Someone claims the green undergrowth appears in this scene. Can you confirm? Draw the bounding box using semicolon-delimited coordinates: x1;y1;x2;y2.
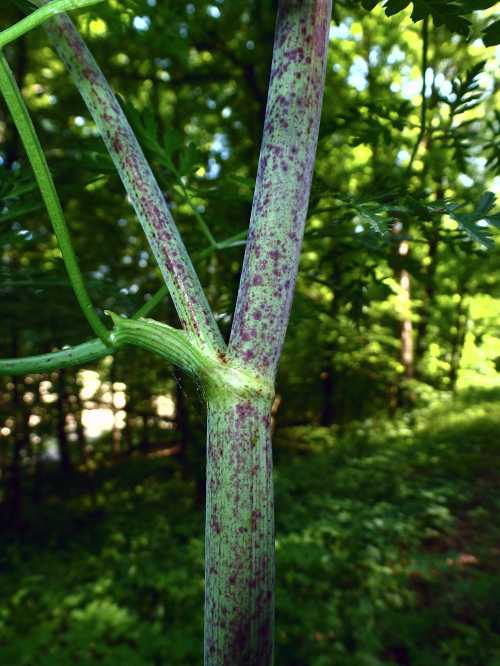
1;388;499;665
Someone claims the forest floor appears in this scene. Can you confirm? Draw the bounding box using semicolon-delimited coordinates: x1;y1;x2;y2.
0;387;499;666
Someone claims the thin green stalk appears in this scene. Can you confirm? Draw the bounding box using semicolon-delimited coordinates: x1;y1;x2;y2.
132;284;168;319
0;52;110;344
0;0;104;49
174;181;218;248
0;283;166;376
0;338;111;376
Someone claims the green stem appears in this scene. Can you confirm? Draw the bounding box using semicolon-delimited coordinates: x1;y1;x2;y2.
108;314;273;402
175;181;218;248
0;0;103;49
0;339;110;376
0;283;166;376
0;52;110;344
106;313;210;378
132;284;168;319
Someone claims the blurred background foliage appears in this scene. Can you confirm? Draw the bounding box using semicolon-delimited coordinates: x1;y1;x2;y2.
0;0;499;664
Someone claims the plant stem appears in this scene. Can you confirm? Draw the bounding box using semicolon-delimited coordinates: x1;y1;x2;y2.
132;284;168;319
36;4;225;354
0;284;167;376
0;338;110;376
229;0;333;381
204;393;274;665
174;181;218;249
0;52;110;344
0;0;103;49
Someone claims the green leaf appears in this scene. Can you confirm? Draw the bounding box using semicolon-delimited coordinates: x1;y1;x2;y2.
445;193;499;249
0;201;43;225
410;1;428;22
442;14;471;37
163;130;183;172
384;0;411;17
483;18;500;47
179;142;203;178
475;192;496;217
10;0;37;12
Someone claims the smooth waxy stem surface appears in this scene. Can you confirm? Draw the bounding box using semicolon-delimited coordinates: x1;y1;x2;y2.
230;0;332;382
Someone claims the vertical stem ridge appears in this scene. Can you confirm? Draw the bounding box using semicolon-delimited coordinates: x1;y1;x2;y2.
229;0;332;380
39;7;224;353
205;395;274;665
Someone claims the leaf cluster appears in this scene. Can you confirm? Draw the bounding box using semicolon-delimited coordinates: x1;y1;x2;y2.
359;0;499;42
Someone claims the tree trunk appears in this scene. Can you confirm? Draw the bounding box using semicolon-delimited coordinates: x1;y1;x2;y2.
395;224;414;381
392;221;415;407
415;228;439;374
400;267;414;380
110;356;122;456
449;293;468;391
204;394;274;665
56;368;72;476
320;366;335;426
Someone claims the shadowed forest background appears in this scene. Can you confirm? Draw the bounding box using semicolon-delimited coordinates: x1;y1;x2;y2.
1;1;499;664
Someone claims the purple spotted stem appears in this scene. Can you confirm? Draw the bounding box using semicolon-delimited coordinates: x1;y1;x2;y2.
230;0;332;382
37;4;225;355
205;2;332;663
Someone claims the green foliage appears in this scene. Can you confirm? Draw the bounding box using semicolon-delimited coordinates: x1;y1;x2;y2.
482;18;500;47
445;192;500;250
359;0;499;42
0;167;42;226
